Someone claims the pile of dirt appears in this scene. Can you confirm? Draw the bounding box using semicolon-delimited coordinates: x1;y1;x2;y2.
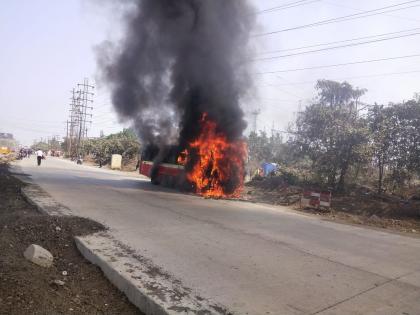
243;176;420;235
243;177;301;205
324;186;420;233
0;163;142;315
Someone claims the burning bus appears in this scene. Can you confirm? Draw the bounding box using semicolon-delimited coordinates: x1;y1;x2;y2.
98;1;255;199
139;144;185;187
139;113;247;198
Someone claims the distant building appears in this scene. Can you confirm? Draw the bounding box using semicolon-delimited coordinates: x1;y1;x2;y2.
0;133;17;150
0;133;14;140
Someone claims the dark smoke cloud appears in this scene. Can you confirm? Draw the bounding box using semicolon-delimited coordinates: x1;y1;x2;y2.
97;0;256;148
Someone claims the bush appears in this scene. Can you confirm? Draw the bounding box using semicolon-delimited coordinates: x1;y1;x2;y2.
82;129;140;166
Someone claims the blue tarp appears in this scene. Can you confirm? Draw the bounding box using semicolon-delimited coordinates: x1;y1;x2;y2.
261;162;277;176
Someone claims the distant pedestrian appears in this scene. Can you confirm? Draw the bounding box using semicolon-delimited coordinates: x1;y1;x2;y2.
36;149;44;166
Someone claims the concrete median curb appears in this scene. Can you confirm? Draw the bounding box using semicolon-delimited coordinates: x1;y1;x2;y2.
20;185;72;216
11;164;72;216
75;232;230;315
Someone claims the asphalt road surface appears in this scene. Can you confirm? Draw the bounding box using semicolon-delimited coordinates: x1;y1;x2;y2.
15;157;420;315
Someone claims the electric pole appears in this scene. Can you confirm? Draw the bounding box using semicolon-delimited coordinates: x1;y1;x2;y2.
250;109;261;134
66;78;94;159
75;78;94;157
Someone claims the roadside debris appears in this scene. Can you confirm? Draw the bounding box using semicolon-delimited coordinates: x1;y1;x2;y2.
23;244;53;268
52;280;65;286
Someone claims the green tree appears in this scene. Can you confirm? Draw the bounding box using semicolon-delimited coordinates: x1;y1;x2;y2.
82;128;141;166
385;101;420;190
31;141;49;152
368;104;392;193
291;80;369;191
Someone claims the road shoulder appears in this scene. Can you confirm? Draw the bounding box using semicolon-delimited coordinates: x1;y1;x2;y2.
10;162;231;315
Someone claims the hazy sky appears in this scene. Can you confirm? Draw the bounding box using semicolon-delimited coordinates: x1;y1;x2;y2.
1;0;420;145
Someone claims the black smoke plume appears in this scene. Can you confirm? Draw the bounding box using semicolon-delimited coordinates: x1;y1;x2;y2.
97;0;256;152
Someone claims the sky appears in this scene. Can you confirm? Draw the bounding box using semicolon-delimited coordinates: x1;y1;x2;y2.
1;0;420;145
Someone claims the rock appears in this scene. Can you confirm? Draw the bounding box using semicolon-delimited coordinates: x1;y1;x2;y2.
23;244;53;268
55;226;61;232
62;271;68;276
412;229;417;233
369;214;380;222
53;280;65;286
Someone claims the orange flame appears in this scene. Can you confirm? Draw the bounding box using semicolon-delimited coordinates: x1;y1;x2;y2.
180;113;247;198
177;149;188;165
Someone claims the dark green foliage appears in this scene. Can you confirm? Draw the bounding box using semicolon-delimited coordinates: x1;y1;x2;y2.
82;129;140;165
248;130;285;163
369;101;420;193
290;80;369;191
31;138;61;152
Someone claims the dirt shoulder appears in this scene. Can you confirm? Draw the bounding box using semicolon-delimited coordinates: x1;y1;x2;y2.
243;177;420;236
0;162;142;315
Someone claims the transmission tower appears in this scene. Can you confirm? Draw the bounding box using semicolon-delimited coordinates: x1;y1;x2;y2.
250;109;261;134
66;79;94;158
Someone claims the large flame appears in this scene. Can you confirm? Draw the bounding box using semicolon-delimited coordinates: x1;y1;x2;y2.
179;113;247;198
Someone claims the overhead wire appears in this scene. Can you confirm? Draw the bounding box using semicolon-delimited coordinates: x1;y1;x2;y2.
256;27;420;55
255;0;321;15
256;53;420;74
320;0;420;23
253;0;420;37
253;31;420;61
263;70;420;87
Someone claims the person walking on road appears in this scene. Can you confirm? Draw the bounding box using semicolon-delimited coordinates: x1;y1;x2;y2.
36;149;44;166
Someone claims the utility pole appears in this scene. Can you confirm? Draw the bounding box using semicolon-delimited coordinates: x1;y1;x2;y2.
66;120;69;154
250;109;261;134
75;78;94;158
66;79;94;159
68;88;78;158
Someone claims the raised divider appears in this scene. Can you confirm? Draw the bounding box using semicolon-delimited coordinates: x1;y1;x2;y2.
75;232;229;315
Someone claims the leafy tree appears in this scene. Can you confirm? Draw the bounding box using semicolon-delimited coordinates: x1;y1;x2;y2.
82;128;140;165
247;130;288;163
31;141;49;152
368;100;420;193
368;104;392;193
290;80;369;191
387;101;420;190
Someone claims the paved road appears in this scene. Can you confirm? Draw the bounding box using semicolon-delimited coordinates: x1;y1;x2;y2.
15;157;420;315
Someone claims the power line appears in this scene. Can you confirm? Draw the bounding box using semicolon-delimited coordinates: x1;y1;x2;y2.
256;53;420;74
93;112;115;118
256;0;320;15
255;97;300;102
94;103;113;110
258;75;305;98
93;118;119;124
257;27;420;55
264;69;420;86
0;117;64;126
253;31;420;61
321;0;420;23
253;0;420;37
0;123;63;135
